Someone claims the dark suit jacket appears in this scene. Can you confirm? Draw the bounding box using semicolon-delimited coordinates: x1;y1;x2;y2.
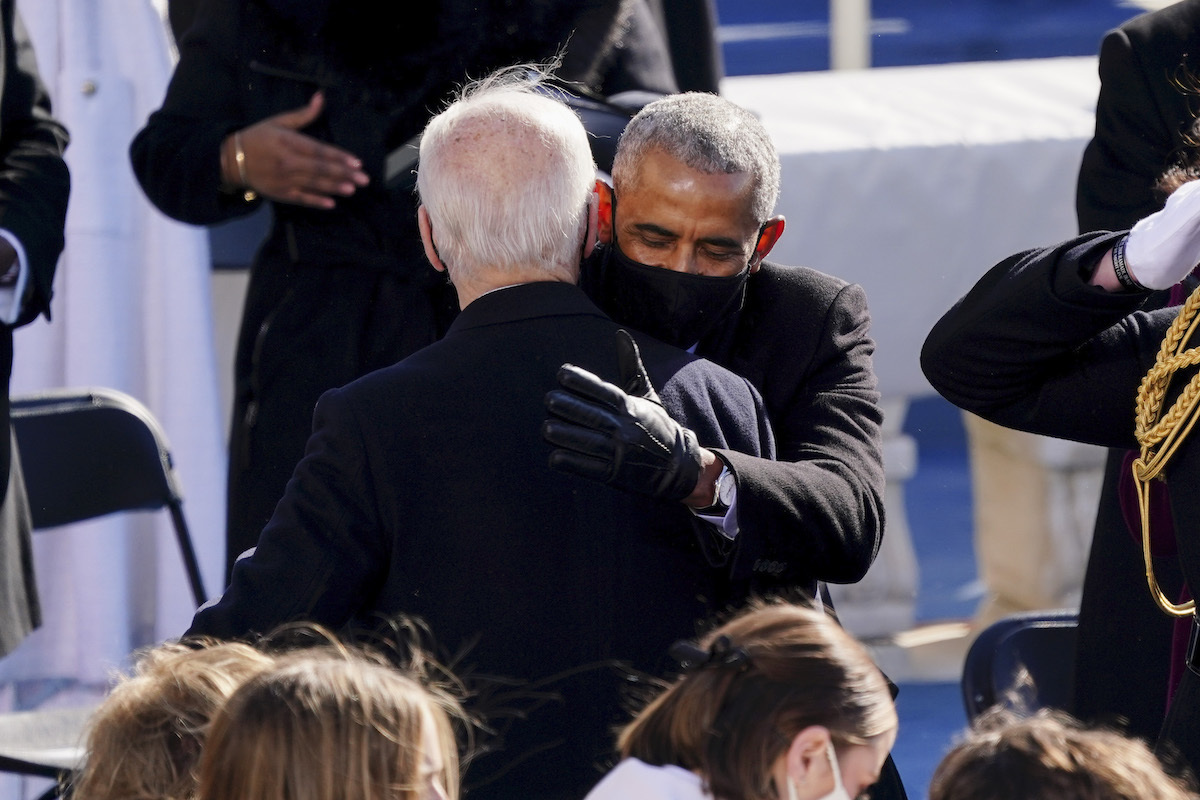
920;232;1200;764
0;0;69;657
583;256;903;799
1077;0;1200;233
188;281;773;800
1073;1;1200;739
583;256;885;597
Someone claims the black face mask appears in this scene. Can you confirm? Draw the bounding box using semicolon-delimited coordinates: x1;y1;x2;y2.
602;239;752;350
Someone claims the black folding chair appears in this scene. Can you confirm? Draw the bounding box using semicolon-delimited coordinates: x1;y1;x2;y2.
961;609;1078;722
0;387;209;798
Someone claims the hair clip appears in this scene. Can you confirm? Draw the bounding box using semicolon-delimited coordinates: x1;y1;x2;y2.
668;635;750;672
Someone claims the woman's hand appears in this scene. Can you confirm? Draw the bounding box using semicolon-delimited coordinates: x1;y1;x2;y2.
222;91;369;209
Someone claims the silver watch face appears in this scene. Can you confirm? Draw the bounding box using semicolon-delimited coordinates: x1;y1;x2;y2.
717;468;735;506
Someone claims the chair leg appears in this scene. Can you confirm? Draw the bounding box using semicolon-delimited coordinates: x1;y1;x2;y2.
169;503;208;605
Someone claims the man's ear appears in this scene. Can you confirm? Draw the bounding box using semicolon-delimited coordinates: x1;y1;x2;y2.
417;206;445;272
596;179;615;245
582;189;600;259
750;215;785;273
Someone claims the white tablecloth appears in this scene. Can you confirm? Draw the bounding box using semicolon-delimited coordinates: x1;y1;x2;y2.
724;56;1100;398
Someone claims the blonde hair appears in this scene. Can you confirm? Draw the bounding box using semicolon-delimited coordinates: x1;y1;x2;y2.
617;601;896;800
196;649;462;800
930;708;1198;800
73;638;276;800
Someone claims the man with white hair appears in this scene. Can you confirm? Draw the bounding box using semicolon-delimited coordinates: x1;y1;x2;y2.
186;72;772;800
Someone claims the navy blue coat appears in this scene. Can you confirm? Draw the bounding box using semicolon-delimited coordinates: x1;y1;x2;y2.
189;281;773;800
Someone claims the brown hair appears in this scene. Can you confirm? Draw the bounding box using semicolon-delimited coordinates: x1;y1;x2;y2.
617;601;896;800
196;648;462;800
73;638;276;800
929;708;1199;800
1155;160;1200;200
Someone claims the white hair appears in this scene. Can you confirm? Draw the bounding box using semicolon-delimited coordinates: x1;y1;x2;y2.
416;70;596;284
612;92;781;223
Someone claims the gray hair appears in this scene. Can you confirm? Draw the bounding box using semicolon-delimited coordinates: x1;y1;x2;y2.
416;69;596;285
613;92;781;223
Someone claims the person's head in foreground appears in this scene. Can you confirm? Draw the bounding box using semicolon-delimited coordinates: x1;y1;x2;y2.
928;707;1199;800
416;66;598;307
602;601;897;800
196;649;461;800
73;638;276;800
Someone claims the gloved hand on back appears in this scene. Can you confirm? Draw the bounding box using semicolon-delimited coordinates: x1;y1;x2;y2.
542;329;703;501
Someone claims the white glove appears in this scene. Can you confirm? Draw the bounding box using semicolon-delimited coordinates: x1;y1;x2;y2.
1125;178;1200;290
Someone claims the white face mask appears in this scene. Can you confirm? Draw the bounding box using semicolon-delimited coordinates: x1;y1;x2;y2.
786;741;853;800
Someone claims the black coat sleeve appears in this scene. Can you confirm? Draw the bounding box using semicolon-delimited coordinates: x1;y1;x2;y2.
0;3;68;325
187;387;389;640
129;0;260;226
714;280;885;585
1075;28;1178;234
921;230;1178;451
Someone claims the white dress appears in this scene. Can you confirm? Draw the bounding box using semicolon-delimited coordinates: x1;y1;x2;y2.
1;0;223;685
585;759;714;800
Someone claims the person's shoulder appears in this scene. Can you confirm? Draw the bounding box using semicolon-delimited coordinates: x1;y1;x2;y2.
756;260;849;293
585;759;708;800
635;333;761;408
1120;0;1200;45
329;340;452;408
751;260;864;315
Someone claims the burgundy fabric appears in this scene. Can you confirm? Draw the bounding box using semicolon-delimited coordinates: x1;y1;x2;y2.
1118;450;1178;556
1111;278;1195;556
1145;281;1195;708
1118;280;1199;707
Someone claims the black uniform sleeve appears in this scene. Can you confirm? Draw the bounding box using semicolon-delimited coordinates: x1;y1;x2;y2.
1076;28;1179;234
921;230;1173;451
716;282;885;585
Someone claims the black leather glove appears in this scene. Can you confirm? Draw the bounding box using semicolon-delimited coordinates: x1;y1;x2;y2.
542;329;704;501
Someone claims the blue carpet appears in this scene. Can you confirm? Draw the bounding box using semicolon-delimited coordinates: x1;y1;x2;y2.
894;396;979;798
903;396;980;623
891;682;969;799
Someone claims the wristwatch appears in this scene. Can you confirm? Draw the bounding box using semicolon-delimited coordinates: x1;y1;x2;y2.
702;464;736;514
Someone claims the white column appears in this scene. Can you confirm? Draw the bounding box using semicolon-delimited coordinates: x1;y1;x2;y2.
830;0;871;70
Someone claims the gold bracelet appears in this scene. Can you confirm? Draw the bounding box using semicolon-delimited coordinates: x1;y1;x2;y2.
234;131;257;202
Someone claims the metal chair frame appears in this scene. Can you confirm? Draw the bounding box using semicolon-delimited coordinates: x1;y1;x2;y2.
0;387;208;798
961;609;1078;721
